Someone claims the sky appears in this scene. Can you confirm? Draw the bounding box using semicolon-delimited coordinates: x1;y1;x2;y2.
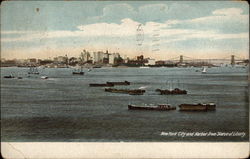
1;1;249;60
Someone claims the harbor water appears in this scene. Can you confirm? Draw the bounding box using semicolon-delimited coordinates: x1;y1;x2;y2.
1;66;249;142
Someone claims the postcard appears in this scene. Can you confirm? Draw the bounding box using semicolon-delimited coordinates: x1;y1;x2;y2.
1;0;249;158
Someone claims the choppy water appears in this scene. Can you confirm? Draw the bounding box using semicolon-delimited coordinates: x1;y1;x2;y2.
1;66;249;142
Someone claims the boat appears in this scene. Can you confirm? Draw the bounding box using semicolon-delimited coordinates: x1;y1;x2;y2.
156;88;187;95
72;71;84;75
28;66;39;74
4;75;15;78
179;103;216;111
89;83;114;87
106;81;130;85
128;104;176;111
201;67;206;74
128;90;145;95
72;67;84;75
41;76;48;79
105;88;145;95
105;88;129;93
93;65;102;68
17;77;23;79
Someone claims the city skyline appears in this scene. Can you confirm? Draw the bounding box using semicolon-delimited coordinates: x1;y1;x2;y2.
1;1;249;60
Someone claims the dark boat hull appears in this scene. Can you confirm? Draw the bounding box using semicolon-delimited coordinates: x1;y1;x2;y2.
179;103;216;111
72;72;84;75
128;105;176;111
4;75;15;78
90;83;114;87
156;88;187;95
28;72;39;74
105;88;145;95
106;81;130;85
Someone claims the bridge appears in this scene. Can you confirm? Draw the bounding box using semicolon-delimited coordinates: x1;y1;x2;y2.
165;55;248;65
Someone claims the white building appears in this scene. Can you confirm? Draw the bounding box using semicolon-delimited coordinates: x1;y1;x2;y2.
108;53;120;64
147;59;155;65
92;51;105;63
109;54;115;64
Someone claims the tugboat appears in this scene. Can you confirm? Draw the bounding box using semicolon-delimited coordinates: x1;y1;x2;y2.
156;88;187;95
4;75;15;78
28;66;39;74
128;104;176;111
72;66;84;75
106;81;130;85
179;103;216;111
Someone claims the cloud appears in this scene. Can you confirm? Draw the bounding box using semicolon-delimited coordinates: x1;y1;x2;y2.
166;8;248;33
86;3;137;24
212;8;243;15
2;14;248;43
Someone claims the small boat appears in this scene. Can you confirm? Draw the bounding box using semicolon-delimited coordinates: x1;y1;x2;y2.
106;81;130;85
4;75;15;78
201;67;206;74
89;83;114;87
179;103;216;111
156;88;187;95
72;66;84;75
72;71;84;75
41;76;48;79
128;104;176;111
28;67;39;74
17;77;23;79
93;66;102;68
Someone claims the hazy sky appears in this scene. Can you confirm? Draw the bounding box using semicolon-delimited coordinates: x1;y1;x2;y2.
1;1;249;60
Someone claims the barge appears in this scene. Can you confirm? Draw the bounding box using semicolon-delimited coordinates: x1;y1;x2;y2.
89;83;114;87
156;88;187;95
179;103;216;111
106;81;130;85
105;88;145;95
128;104;176;111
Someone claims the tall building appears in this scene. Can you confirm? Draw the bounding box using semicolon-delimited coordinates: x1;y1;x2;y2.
109;54;115;64
109;53;120;64
91;51;105;63
80;50;91;62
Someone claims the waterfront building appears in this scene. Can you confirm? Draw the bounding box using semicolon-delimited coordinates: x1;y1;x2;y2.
81;50;91;62
109;53;120;64
156;60;165;65
54;56;68;64
109;54;115;64
147;59;155;65
28;58;37;63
